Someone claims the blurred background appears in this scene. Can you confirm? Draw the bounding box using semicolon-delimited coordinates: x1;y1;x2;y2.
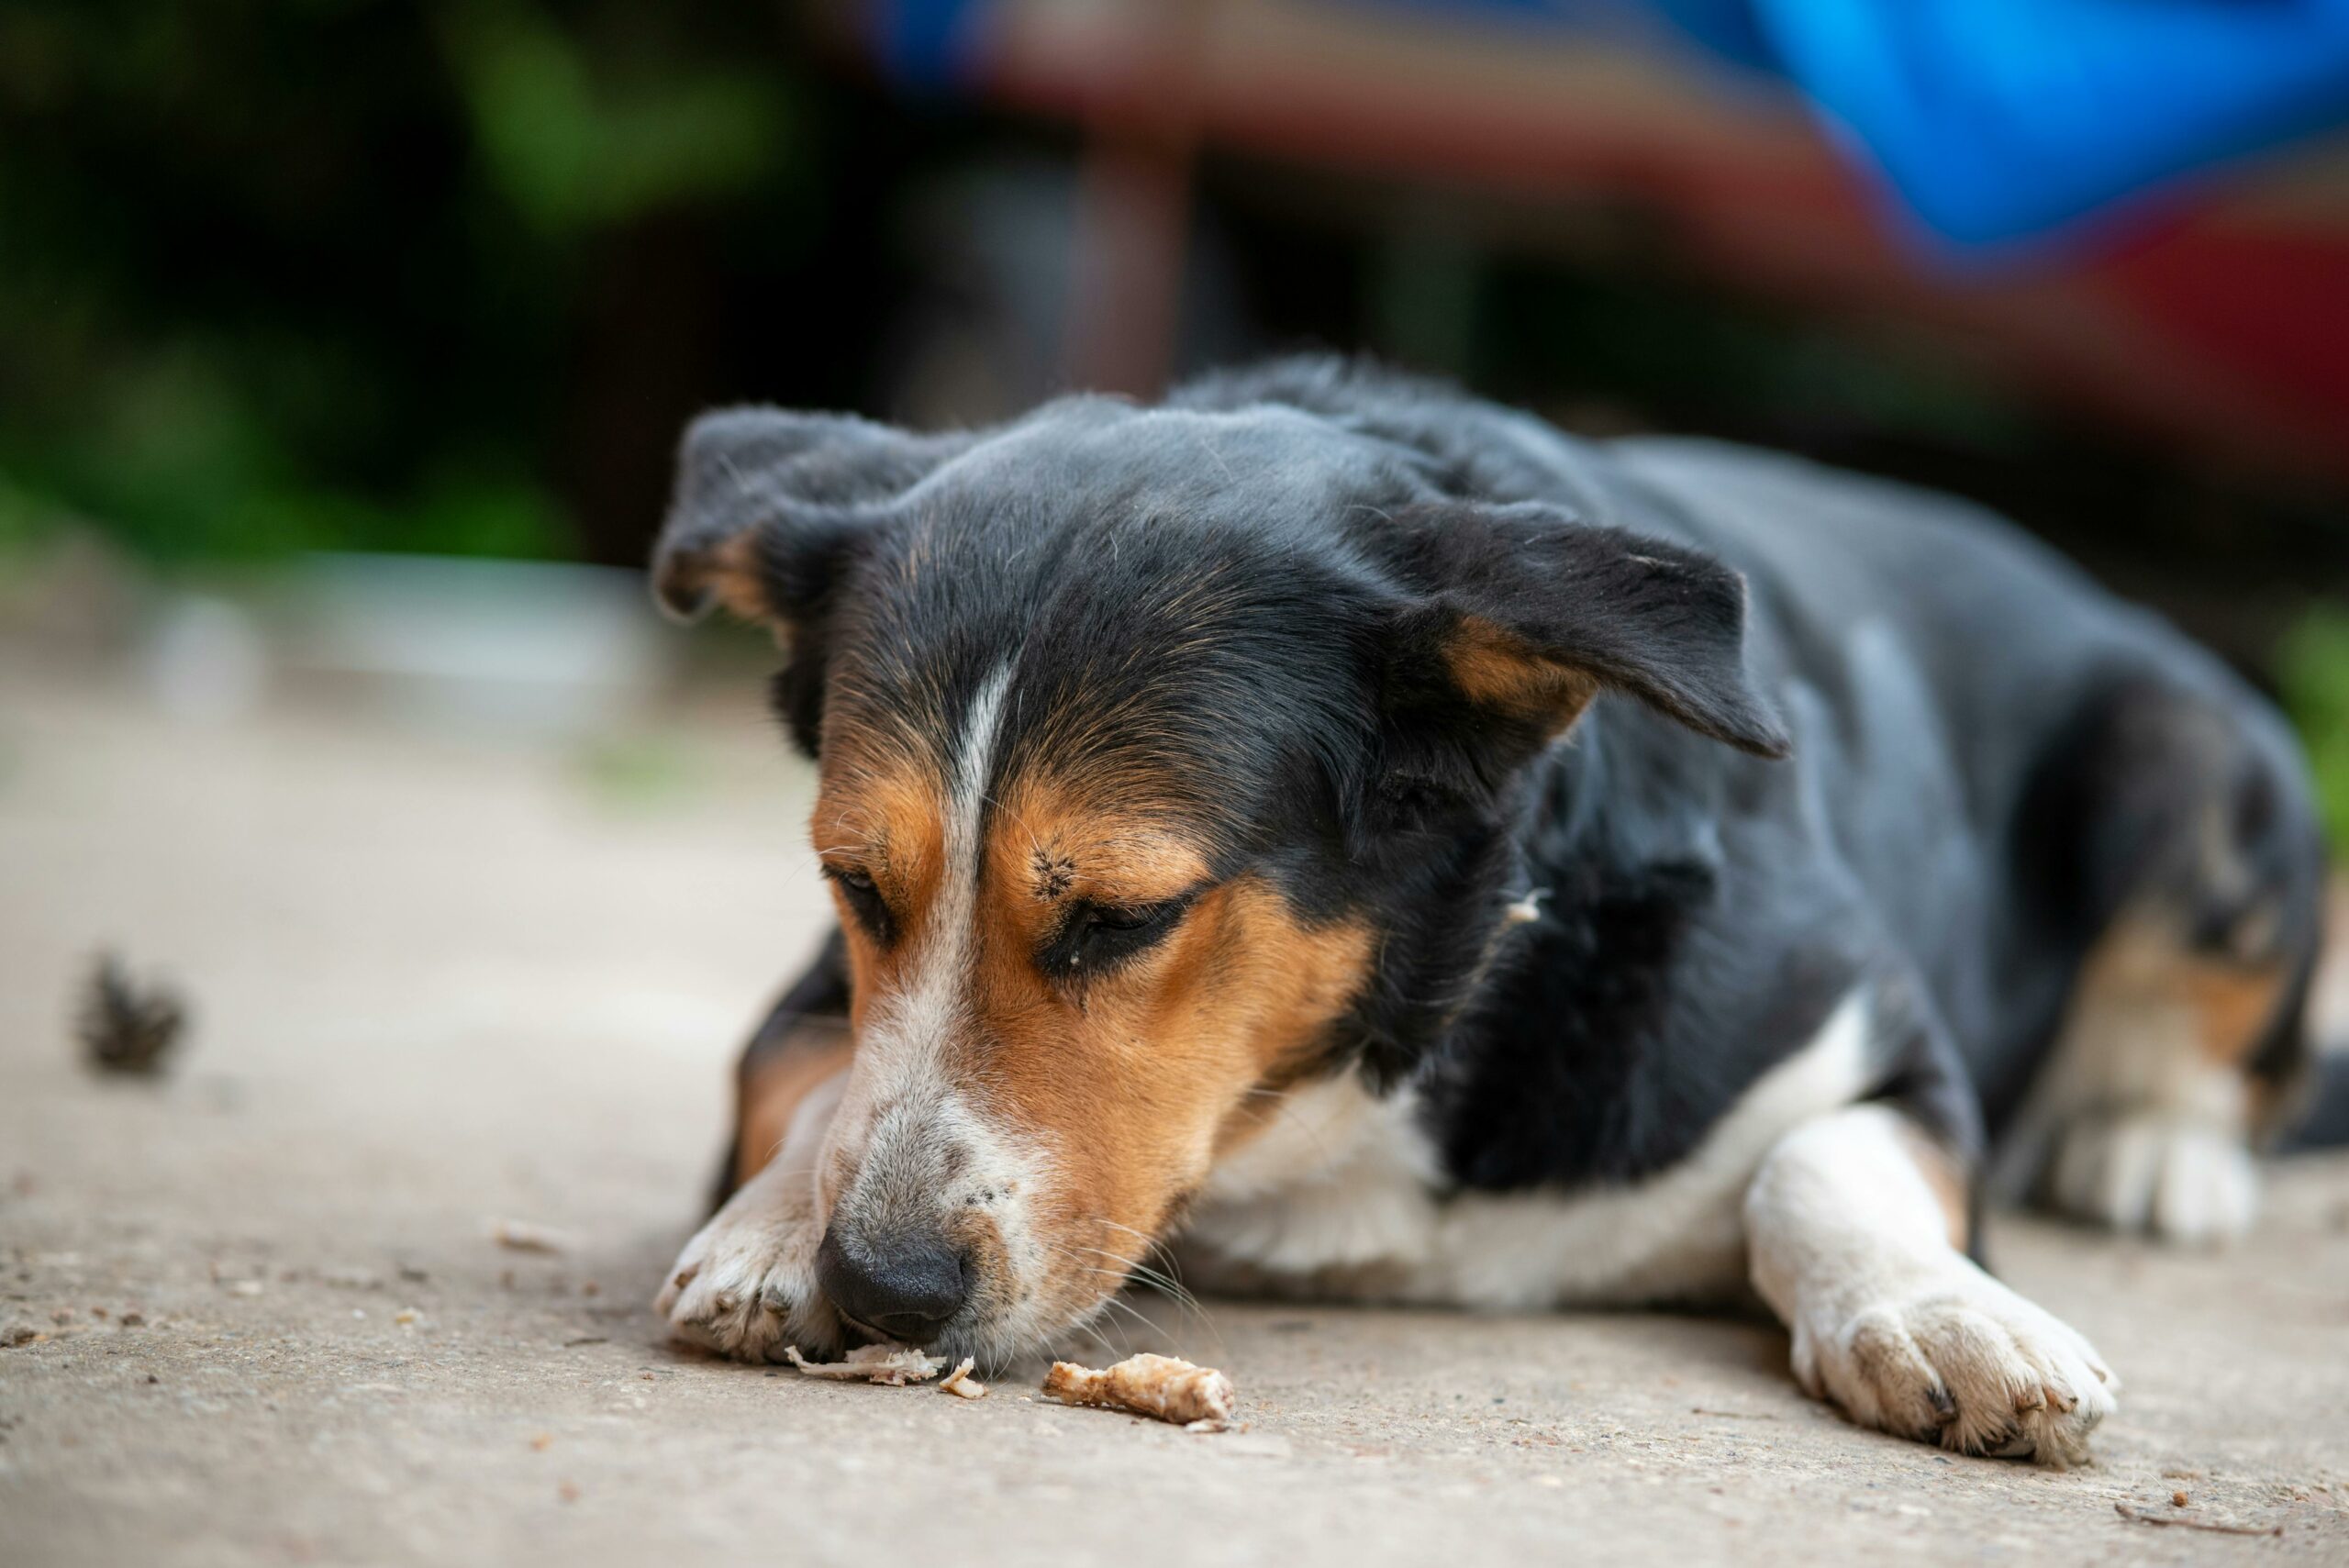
9;15;2349;1555
3;0;2347;817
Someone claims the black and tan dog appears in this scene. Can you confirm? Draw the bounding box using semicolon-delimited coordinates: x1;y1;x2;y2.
650;358;2327;1463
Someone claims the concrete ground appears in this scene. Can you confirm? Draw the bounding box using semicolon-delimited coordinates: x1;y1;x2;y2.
4;661;2348;1567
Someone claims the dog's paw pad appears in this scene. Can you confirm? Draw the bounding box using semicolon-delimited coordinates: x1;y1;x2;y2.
2050;1112;2257;1245
1808;1273;2116;1466
653;1207;831;1363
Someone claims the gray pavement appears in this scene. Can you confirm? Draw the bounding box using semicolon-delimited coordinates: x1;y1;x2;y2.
4;665;2346;1566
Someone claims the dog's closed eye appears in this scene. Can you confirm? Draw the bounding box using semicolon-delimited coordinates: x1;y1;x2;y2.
1041;893;1197;975
822;863;896;945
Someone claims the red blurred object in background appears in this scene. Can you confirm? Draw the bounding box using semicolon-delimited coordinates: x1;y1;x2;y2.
832;0;2349;485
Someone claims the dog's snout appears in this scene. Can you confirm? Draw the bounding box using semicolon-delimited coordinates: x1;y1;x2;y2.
815;1226;971;1344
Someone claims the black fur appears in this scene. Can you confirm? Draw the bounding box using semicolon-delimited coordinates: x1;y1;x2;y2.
669;356;2330;1211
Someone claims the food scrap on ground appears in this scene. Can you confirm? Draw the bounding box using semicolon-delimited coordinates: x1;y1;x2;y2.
486;1219;572;1254
938;1358;986;1399
1041;1352;1236;1431
781;1343;946;1386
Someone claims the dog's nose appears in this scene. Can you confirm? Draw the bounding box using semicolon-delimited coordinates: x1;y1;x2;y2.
815;1226;971;1343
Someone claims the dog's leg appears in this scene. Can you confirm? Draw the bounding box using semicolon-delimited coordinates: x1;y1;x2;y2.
2008;681;2321;1244
1747;1103;2116;1465
711;931;853;1207
658;1051;852;1362
2028;912;2301;1244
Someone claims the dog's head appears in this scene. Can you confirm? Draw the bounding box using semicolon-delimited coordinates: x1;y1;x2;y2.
655;391;1785;1360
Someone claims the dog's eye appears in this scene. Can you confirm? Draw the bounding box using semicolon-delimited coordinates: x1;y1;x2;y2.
823;864;895;944
1045;895;1194;976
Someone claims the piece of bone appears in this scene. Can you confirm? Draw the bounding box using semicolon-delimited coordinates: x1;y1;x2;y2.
782;1343;945;1385
1041;1353;1235;1430
938;1357;987;1399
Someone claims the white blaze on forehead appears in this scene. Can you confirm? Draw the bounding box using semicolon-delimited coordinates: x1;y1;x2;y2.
950;662;1016;864
873;660;1014;1068
922;659;1015;1026
828;662;1018;1199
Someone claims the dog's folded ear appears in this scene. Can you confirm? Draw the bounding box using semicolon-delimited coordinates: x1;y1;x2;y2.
651;407;968;754
1370;500;1788;795
650;408;965;625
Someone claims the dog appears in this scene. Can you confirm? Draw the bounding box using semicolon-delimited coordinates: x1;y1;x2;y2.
649;357;2327;1464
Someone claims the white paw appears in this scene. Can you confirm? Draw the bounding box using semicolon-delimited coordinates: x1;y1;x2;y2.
1792;1262;2118;1466
654;1182;837;1362
2049;1111;2258;1245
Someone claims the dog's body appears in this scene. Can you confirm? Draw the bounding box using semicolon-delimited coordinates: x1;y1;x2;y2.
651;359;2324;1464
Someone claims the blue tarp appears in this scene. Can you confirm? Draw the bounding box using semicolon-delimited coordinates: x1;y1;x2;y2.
868;0;2349;247
1687;0;2349;245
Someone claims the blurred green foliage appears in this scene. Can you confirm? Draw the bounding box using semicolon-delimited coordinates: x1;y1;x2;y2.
440;5;788;236
0;0;806;566
2278;606;2349;851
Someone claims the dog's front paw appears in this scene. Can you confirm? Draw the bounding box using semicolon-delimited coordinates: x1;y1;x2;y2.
655;1184;837;1362
1793;1264;2117;1466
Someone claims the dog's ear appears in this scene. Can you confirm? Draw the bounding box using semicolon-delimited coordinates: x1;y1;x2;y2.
651;407;967;754
1367;500;1787;798
650;407;967;624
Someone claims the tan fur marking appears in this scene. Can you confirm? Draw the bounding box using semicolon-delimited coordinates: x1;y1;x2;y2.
1443;614;1598;735
811;762;945;955
734;1025;856;1189
704;531;773;624
2073;914;2290;1072
2180;959;2290;1068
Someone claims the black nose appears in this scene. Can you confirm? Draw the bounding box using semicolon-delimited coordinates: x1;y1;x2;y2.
815;1227;971;1344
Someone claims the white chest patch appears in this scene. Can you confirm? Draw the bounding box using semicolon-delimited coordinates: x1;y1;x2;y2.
1181;990;1874;1309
